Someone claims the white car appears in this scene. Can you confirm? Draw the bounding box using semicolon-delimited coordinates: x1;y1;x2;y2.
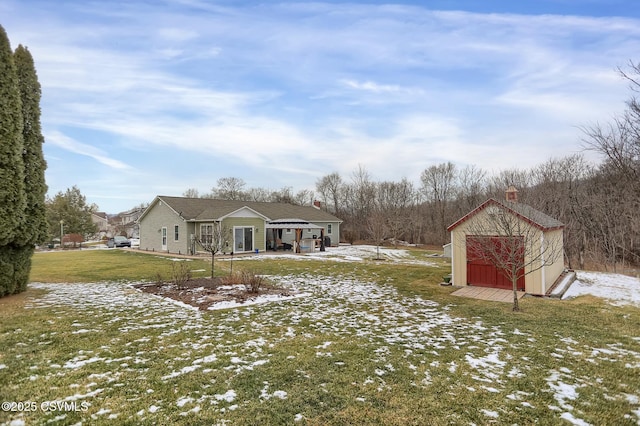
129;238;140;247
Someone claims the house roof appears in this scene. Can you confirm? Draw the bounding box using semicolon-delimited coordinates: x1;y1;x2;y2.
447;198;564;232
142;196;343;223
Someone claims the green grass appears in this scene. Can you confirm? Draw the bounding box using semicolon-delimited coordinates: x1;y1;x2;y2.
29;249;214;283
1;248;638;425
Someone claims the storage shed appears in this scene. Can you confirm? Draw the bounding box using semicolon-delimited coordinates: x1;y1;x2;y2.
446;188;565;296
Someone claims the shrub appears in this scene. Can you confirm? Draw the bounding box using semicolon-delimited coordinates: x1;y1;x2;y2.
242;270;267;293
220;270;268;293
171;262;191;290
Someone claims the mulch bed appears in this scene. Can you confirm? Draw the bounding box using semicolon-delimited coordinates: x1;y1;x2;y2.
132;277;295;311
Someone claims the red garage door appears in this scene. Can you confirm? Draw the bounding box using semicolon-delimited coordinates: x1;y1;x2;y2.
466;236;525;291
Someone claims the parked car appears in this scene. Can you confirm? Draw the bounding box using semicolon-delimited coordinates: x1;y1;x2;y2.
107;236;131;248
129;238;140;248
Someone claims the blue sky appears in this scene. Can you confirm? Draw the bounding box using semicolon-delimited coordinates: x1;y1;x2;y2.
3;0;640;213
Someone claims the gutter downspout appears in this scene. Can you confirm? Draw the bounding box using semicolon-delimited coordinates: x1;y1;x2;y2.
450;231;455;285
540;233;546;295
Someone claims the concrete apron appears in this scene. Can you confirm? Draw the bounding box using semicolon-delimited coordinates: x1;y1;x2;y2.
451;286;525;303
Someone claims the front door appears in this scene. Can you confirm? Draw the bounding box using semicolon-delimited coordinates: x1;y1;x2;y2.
234;227;253;253
161;227;167;251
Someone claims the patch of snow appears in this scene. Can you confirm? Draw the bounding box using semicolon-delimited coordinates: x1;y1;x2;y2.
63;356;104;369
560;412;592;426
215;390;237;402
207;292;310;311
161;364;200;380
64;388;104;401
465;351;506;382
193;354;217;364
91;408;111;418
220;245;438;266
481;409;499;418
563;271;640;307
547;373;580;409
624;393;639;404
176;397;194;407
272;390;287;399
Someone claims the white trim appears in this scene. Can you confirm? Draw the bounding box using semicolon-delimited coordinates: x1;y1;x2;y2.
221;206;269;221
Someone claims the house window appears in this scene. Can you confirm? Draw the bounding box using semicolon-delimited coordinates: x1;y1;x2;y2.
200;224;213;244
286;228;292;234
327;224;332;234
174;225;179;241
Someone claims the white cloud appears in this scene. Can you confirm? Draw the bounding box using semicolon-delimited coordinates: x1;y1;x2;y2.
46;131;131;170
342;79;403;93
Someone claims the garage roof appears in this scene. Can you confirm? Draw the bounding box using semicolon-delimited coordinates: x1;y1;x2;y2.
447;198;564;232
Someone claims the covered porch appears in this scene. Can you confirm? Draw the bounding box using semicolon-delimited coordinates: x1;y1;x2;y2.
265;219;327;253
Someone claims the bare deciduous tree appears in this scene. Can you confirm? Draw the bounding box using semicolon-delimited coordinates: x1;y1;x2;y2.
421;162;457;243
316;172;344;215
194;222;232;278
211;177;247;200
183;188;200;198
366;210;389;260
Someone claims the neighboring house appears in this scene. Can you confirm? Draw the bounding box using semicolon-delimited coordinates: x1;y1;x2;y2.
447;187;565;296
91;212;109;238
138;196;342;255
112;206;145;238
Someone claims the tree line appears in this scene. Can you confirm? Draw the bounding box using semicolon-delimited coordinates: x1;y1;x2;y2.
201;150;635;273
0;26;47;296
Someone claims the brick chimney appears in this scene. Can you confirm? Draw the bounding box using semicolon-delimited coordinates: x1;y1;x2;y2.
505;186;518;202
313;200;321;209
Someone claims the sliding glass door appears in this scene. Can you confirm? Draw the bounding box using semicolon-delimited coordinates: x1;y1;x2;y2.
234;227;253;253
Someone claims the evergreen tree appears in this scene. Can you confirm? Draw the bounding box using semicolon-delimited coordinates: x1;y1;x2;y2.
0;25;27;296
46;186;98;240
10;45;48;293
0;25;25;247
14;45;48;246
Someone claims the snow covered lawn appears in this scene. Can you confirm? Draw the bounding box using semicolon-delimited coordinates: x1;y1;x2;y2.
563;270;640;307
1;248;639;425
226;244;441;266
